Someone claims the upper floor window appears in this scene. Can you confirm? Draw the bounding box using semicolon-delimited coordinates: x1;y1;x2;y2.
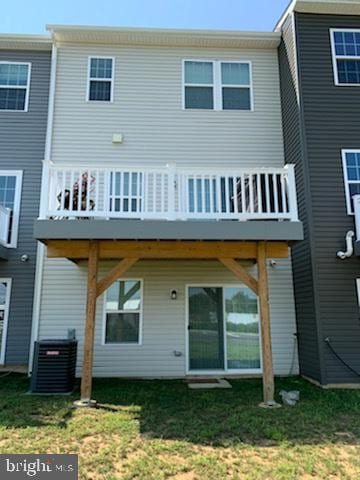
342;150;360;214
0;62;31;111
87;57;114;102
331;30;360;85
0;171;22;247
183;60;253;111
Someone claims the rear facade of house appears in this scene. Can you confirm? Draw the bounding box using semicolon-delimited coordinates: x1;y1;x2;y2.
31;27;302;383
278;0;360;386
0;36;51;366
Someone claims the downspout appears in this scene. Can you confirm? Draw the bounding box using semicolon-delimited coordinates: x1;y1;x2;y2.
28;41;58;374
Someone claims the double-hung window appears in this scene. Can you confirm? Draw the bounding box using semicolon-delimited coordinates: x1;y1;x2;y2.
87;57;114;102
0;62;31;111
183;60;253;110
342;150;360;214
331;30;360;85
0;171;22;247
104;280;142;344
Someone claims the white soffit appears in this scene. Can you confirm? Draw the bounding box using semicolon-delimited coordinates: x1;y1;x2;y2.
47;25;281;49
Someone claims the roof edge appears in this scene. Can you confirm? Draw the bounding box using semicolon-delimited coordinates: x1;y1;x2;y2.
275;1;360;32
0;33;52;51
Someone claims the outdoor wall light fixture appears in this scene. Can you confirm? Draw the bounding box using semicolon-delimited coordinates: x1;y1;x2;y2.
20;254;29;262
170;289;178;300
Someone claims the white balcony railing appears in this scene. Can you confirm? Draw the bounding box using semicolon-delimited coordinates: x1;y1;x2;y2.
0;205;11;246
40;163;298;222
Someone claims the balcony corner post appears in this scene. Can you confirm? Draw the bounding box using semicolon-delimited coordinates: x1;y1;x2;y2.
285;164;298;221
166;163;177;220
39;160;51;220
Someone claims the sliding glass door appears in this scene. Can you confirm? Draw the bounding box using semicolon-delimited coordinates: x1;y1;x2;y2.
188;285;261;372
0;279;11;364
188;287;224;370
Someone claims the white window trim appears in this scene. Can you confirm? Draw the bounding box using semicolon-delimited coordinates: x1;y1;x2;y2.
0;62;31;112
356;279;360;306
182;59;254;111
185;283;262;375
101;278;143;346
0;278;12;365
86;56;115;103
330;28;360;87
341;149;360;215
0;170;23;248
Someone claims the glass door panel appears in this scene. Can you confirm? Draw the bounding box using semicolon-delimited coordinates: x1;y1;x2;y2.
0;281;9;361
225;287;261;370
188;287;224;370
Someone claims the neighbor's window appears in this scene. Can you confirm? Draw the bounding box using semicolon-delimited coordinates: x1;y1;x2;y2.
331;30;360;85
105;280;142;344
87;57;114;102
0;171;22;247
0;62;31;111
184;60;252;110
342;151;360;214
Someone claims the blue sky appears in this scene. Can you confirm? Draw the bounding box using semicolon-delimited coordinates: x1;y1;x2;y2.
1;0;290;34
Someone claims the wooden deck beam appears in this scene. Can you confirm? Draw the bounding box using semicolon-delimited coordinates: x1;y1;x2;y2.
46;240;289;260
96;258;139;297
218;258;258;295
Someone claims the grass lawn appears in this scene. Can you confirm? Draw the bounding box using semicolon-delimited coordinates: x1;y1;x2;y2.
1;375;360;479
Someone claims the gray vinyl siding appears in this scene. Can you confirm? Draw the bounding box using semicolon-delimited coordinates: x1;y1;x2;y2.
37;258;299;378
293;13;360;384
0;50;51;364
278;15;322;382
50;44;285;168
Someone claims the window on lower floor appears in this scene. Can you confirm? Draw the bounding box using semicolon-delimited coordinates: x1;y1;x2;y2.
0;62;31;111
331;30;360;85
0;171;22;247
104;280;142;344
342;150;360;214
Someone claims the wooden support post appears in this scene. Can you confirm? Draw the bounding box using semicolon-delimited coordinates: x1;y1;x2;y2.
257;241;276;407
80;240;99;405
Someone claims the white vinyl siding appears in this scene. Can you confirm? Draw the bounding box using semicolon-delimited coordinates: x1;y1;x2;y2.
50;45;284;167
37;258;299;378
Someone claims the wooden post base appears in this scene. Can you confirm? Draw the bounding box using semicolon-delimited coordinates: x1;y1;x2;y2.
74;399;97;408
259;401;281;409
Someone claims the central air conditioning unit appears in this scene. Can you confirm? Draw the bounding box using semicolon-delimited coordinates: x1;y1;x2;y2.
30;339;78;394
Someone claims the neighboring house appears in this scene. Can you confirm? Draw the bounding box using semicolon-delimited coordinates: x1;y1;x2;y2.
31;25;303;404
0;35;51;366
277;0;360;386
